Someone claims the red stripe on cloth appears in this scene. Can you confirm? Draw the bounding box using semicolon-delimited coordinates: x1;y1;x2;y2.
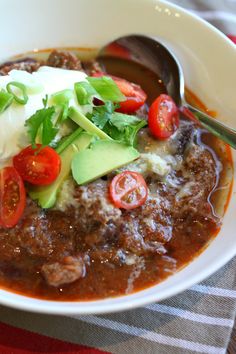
228;35;236;44
0;321;110;354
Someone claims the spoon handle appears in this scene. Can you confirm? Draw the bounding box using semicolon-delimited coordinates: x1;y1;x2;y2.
184;103;236;149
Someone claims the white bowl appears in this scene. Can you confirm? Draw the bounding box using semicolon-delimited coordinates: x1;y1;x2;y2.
0;0;235;314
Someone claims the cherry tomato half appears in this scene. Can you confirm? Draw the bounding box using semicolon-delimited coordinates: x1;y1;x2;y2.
0;167;26;228
13;145;61;186
109;171;148;210
92;72;147;113
148;94;179;139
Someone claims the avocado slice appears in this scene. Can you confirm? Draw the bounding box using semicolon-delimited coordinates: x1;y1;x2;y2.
69;107;111;140
29;132;93;208
71;140;140;185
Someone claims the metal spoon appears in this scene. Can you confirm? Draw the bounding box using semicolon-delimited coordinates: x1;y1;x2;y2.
98;34;236;149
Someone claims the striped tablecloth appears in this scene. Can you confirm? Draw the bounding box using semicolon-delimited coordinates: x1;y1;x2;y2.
0;1;236;353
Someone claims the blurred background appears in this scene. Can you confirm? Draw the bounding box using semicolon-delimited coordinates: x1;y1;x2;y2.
170;0;236;35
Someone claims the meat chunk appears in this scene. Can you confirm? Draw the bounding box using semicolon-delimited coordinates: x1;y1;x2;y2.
42;256;85;287
0;199;76;259
173;143;220;230
0;58;42;75
82;59;103;75
74;179;122;227
117;197;171;256
47;50;82;70
185;143;217;183
172;121;195;154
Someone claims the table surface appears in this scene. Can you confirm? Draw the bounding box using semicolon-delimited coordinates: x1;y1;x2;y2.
228;320;236;353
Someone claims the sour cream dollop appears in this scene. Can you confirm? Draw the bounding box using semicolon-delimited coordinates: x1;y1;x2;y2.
0;66;87;167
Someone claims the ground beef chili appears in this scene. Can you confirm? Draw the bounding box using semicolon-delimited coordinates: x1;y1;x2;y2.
0;58;42;75
47;50;82;70
0;50;232;300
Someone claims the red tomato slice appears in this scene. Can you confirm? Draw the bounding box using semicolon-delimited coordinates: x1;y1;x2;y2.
13;145;61;186
109;171;148;210
148;94;179;139
0;167;26;228
92;72;147;113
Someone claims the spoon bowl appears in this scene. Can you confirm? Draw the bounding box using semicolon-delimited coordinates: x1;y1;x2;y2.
98;35;236;149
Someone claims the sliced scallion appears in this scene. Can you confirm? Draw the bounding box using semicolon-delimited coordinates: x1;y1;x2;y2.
56;127;83;154
0;90;14;113
57;102;70;124
51;89;73;105
74;81;97;105
87;76;125;102
51;89;73;125
6;81;28;105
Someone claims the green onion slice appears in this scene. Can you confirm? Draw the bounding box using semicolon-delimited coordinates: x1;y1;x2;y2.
56;127;83;154
51;89;73;105
74;81;97;105
6;81;29;105
0;90;14;113
87;76;125;102
51;89;74;124
56;102;70;125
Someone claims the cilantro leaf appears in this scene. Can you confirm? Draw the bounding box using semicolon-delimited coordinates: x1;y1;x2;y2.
91;113;109;129
103;119;147;146
122;120;147;146
110;112;142;129
41;113;59;146
110;112;147;146
25;106;58;147
88;101;147;146
108;111;147;145
89;101;116;129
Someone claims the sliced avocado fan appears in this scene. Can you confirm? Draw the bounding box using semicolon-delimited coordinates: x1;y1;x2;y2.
71;139;140;185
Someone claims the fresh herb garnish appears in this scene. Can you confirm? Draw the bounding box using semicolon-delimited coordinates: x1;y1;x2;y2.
90;101;116;129
0;90;14;113
6;81;28;105
118;119;147;146
25;106;58;148
104;119;147;146
110;112;142;129
109;112;147;146
88;102;147;146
